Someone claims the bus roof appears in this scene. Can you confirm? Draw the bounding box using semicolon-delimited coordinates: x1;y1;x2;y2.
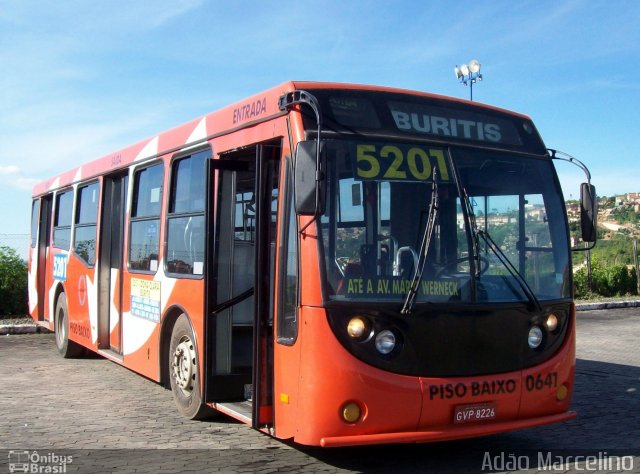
32;81;534;197
291;81;532;120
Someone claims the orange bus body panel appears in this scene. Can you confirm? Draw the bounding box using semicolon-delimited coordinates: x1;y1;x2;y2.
31;82;297;198
28;81;575;447
319;412;576;447
288;306;575;446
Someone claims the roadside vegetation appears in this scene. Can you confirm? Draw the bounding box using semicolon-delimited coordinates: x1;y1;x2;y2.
573;261;637;300
0;246;28;317
570;193;640;300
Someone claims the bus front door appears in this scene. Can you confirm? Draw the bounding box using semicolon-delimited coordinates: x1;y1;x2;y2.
98;172;128;354
36;195;53;321
205;141;280;428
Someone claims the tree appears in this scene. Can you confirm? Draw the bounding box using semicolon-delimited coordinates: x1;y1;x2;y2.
0;246;28;315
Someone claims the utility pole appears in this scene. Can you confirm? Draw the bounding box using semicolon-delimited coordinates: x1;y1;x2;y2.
586;242;593;293
634;239;639;295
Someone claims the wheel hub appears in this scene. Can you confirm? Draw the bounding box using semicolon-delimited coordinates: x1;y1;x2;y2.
172;336;196;394
56;307;66;348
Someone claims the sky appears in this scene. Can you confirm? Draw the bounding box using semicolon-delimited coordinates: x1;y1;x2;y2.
1;0;639;255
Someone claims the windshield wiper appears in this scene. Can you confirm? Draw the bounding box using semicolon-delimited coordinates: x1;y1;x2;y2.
458;181;541;312
447;152;482;281
476;229;543;313
401;167;440;315
460;188;482;279
449;148;542;311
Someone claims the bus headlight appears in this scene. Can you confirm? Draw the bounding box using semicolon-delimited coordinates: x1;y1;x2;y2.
347;316;371;341
545;313;559;332
528;326;543;349
375;330;396;354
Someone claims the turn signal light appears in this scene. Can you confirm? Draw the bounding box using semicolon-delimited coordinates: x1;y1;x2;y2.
341;402;362;423
556;384;568;401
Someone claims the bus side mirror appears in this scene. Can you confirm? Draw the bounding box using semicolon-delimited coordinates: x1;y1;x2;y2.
294;140;326;216
580;183;597;243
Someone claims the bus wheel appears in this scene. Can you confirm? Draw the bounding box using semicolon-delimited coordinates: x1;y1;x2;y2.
54;293;82;358
169;314;215;419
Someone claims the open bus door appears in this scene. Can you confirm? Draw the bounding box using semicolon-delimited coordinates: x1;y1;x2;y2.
36;195;53;321
205;141;280;429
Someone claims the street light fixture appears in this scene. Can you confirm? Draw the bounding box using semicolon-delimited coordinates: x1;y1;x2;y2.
454;59;483;101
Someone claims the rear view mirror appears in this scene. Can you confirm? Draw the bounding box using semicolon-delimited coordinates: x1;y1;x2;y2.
294;140;326;216
580;183;597;243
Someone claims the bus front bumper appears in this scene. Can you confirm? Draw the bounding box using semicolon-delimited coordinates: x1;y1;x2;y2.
319;411;576;447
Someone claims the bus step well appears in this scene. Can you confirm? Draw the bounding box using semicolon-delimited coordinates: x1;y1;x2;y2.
215;401;253;424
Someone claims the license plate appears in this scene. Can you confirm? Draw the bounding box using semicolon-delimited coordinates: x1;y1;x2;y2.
453;402;497;424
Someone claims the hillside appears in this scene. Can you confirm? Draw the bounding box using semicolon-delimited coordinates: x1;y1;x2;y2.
569;192;640;267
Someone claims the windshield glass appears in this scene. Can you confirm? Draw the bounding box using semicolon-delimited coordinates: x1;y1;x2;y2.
455;149;570;302
319;140;570;303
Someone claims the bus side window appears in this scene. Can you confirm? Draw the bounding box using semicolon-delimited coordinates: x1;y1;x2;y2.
129;163;163;272
53;189;73;249
30;199;40;248
74;181;99;266
277;163;298;344
166;151;208;275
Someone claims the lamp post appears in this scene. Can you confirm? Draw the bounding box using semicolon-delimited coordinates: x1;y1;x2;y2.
454;59;482;101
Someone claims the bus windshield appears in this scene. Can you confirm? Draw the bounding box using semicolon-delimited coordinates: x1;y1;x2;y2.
319;139;570;304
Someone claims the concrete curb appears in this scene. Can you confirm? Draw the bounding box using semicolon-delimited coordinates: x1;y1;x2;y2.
575;300;640;312
2;301;640;335
0;324;52;335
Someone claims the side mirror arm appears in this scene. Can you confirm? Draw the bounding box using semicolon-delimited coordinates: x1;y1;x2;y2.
549;149;597;250
279;90;325;231
548;148;591;184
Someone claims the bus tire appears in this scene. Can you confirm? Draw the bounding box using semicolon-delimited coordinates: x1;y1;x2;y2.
54;293;83;358
169;314;215;420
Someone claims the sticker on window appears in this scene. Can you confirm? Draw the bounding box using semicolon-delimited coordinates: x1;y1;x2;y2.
130;278;161;323
53;254;68;281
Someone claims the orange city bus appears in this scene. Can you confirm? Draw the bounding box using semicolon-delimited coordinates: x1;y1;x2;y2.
28;81;597;447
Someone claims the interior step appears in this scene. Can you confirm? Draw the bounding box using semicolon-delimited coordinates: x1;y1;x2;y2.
216;401;253;423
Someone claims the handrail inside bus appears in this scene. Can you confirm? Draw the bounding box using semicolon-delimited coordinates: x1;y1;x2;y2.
210;288;254;315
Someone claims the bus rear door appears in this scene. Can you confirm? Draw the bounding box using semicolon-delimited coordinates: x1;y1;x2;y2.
98;172;128;354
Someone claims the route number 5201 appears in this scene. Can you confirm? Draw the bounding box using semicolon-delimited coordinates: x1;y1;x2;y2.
355;144;450;182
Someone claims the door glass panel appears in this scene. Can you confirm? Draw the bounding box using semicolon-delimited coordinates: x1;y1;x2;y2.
232;170;256;324
31;200;40;248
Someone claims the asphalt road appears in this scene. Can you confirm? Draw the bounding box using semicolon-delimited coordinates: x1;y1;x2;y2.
0;308;638;473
